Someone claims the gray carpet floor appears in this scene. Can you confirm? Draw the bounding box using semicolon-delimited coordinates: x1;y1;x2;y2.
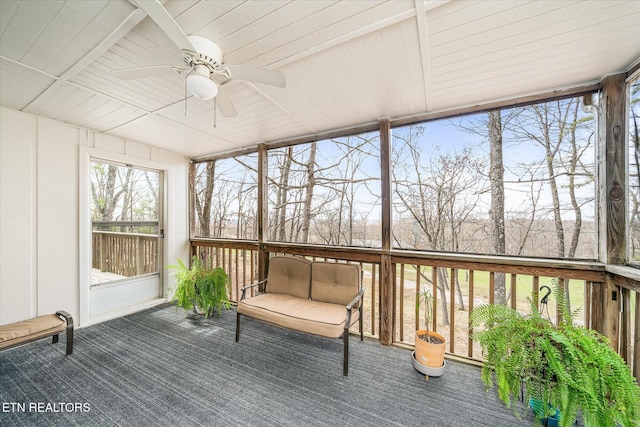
0;303;536;426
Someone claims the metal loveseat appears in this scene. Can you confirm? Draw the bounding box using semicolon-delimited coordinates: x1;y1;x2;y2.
235;256;365;375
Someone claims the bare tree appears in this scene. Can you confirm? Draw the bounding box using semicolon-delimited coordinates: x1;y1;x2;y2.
321;135;379;245
392;124;486;324
194;156;259;239
505;99;595;259
300;143;316;242
488;110;507;304
194;162;215;237
269;135;379;245
91;164;119;222
276;147;293;240
91;163;146;224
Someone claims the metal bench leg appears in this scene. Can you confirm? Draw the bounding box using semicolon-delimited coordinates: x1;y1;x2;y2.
235;313;241;342
65;322;73;355
56;311;74;355
343;327;349;376
52;334;59;344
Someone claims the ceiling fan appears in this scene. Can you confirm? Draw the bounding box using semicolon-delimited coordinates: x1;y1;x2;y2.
111;0;286;118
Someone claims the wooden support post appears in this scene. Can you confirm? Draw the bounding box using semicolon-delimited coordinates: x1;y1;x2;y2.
257;143;269;291
594;73;626;347
620;287;631;364
380;258;392;344
379;118;393;346
590;281;603;333
590;278;620;351
598;74;627;265
607;277;621;351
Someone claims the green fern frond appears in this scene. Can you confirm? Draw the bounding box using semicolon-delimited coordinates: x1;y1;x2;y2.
168;256;230;318
470;282;640;427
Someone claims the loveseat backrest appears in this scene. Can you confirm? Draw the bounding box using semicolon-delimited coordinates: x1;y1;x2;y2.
311;262;361;306
266;256;312;299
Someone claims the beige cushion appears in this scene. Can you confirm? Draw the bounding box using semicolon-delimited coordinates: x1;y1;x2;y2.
0;314;66;349
265;256;311;299
238;294;359;338
311;262;361;305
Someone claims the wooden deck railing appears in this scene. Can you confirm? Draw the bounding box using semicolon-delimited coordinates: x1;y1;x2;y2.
190;238;638;380
194;240;259;302
92;231;158;277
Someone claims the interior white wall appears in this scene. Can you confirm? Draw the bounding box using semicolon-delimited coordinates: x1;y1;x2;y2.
0;106;190;326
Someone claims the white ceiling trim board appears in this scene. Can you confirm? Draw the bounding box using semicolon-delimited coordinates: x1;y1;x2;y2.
111;112;240;151
63;80;148;128
24;7;148;116
268;7;418;70
415;0;433;112
104;97;240;149
244;81;317;134
0;54;58;80
423;0;451;13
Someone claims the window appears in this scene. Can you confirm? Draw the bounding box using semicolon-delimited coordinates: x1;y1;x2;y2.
392;96;596;259
91;160;160;282
193;154;258;239
268;133;381;246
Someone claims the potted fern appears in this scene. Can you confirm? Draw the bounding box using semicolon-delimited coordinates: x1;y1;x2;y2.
169;255;231;318
412;287;446;378
470;285;640;427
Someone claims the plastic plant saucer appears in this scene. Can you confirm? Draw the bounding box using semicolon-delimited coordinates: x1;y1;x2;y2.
411;351;445;377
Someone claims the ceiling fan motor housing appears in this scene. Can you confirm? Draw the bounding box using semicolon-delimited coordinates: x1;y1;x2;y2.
186;35;223;72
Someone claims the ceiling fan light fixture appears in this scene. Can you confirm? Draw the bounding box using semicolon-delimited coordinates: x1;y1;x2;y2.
186;73;218;100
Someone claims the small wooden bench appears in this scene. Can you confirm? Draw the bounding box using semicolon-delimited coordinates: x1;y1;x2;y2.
236;256;364;375
0;311;74;355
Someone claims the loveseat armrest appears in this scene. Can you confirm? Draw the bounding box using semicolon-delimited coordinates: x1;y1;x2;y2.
240;280;266;301
346;287;366;312
55;310;72;321
345;287;366;332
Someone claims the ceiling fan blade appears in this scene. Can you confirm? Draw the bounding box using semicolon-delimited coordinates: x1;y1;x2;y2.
111;66;182;80
215;86;238;118
223;64;286;88
133;0;196;53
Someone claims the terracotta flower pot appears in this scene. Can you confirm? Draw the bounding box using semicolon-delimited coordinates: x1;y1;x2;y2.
414;329;445;368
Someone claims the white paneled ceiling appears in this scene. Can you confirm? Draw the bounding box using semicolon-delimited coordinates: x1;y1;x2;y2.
1;0;638;158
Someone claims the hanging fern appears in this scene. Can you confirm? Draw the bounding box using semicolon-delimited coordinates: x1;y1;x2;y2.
168;256;230;318
470;283;640;427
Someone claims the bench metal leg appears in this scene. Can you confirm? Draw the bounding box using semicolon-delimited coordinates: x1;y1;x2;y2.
344;309;364;376
56;311;74;355
359;306;364;341
65;322;73;355
52;334;59;344
343;327;349;376
235;313;241;342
